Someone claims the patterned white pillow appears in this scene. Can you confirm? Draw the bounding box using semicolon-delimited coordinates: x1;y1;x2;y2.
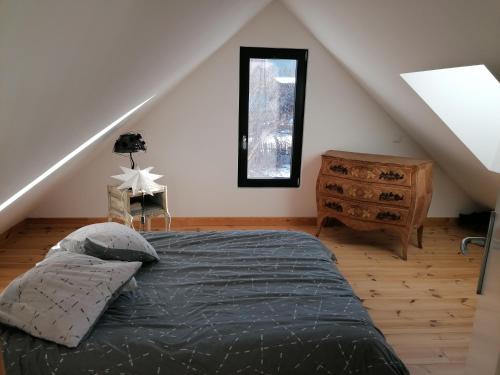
60;222;159;262
0;252;141;347
44;243;139;292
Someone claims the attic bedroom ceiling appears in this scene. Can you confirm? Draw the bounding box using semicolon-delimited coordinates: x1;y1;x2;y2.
282;0;500;207
0;0;270;232
0;0;498;233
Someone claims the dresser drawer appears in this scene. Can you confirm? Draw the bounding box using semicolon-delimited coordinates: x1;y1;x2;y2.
319;196;409;226
322;157;413;186
318;176;412;207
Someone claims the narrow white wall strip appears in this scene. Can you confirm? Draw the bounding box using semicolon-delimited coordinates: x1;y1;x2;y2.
0;96;155;213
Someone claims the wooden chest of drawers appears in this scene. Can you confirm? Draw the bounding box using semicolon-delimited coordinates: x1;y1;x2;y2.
316;150;433;259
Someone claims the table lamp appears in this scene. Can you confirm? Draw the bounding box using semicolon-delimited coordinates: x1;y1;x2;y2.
113;133;146;169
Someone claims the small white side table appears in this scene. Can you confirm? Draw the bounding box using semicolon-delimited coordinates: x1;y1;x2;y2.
107;185;171;231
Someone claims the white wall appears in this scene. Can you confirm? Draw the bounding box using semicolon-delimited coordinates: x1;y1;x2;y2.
31;1;477;218
283;0;500;208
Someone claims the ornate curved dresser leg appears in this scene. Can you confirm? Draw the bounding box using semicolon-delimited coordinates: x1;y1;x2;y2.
400;230;411;260
316;217;325;237
417;225;424;249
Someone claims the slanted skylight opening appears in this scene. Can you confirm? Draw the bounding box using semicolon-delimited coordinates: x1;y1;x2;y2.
0;96;154;213
401;65;500;172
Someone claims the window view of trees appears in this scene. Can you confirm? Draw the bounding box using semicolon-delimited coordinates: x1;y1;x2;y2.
238;47;306;188
247;58;297;179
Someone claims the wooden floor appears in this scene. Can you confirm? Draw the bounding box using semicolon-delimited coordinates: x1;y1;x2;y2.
0;219;483;375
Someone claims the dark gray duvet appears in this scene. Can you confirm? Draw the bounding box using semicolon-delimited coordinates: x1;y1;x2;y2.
1;230;408;375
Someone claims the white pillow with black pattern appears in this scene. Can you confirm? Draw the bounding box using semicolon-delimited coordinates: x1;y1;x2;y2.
44;243;139;292
0;252;141;348
60;222;159;262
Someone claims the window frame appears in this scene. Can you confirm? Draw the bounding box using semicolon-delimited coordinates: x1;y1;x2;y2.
238;46;308;188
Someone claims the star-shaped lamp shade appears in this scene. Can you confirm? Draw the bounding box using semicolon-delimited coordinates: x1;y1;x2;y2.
112;166;163;195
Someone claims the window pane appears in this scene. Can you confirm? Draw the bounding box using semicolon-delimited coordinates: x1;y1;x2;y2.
247;58;297;179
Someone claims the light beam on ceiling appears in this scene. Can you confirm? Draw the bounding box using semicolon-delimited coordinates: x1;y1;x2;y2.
0;95;155;213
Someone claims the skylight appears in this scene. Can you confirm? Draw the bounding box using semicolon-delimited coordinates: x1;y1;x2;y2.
401;65;500;172
0;96;154;213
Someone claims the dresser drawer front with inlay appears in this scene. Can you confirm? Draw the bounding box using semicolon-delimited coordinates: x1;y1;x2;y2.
318;176;412;207
322;157;413;187
319;196;409;226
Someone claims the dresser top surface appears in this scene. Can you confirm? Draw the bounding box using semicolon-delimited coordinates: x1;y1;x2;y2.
322;150;432;166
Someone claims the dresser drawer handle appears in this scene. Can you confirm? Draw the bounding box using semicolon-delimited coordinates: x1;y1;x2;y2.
330;164;348;175
379;192;404;201
379;171;404;181
325;183;344;194
325;201;343;212
376;211;401;221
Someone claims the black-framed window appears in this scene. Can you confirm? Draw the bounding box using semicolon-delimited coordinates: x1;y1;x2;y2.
238;47;308;187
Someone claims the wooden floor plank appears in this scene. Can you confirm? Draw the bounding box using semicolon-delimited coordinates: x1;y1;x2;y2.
0;219;482;375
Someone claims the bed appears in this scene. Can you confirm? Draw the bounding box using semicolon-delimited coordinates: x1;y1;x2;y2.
0;230;408;374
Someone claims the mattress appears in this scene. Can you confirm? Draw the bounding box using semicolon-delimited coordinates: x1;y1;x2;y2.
0;230;408;374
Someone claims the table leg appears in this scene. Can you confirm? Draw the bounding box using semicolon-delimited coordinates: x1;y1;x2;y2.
315;217;325;237
165;210;172;231
126;213;135;229
399;230;411;260
417;225;424;249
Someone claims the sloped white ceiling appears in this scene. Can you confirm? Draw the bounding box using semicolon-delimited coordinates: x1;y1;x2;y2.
0;0;270;232
283;0;500;208
1;0;496;233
